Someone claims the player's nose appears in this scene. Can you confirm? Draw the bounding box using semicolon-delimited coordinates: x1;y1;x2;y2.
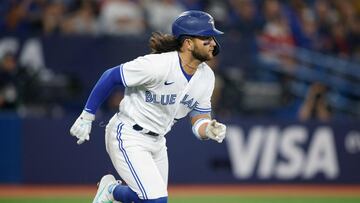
209;37;216;46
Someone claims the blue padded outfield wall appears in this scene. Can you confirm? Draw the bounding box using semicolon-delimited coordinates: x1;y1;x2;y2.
0;115;360;184
0;113;22;183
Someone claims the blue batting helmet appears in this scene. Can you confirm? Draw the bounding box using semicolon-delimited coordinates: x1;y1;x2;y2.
172;10;224;55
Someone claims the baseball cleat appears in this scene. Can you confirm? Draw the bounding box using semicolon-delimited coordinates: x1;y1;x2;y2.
92;174;121;203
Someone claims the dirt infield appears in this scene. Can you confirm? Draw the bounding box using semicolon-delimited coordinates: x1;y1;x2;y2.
0;184;360;198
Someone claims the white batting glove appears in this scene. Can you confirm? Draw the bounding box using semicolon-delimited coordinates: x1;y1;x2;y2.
205;120;226;143
70;110;95;145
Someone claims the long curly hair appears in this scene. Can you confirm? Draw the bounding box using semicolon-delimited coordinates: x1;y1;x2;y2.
149;32;182;54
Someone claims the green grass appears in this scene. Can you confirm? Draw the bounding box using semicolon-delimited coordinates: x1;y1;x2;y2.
0;196;359;203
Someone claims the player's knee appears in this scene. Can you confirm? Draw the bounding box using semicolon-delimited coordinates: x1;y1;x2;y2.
144;184;167;200
142;196;168;203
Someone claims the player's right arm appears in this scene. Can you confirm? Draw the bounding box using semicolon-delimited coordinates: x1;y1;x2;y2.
70;66;124;144
70;55;161;144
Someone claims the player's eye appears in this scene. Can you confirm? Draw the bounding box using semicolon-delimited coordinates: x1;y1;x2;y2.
188;36;213;46
197;37;213;46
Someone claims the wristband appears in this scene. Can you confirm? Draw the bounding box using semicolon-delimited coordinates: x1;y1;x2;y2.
192;118;211;140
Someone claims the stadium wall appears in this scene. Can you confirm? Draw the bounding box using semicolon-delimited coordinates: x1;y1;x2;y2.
0;36;359;184
0;114;359;184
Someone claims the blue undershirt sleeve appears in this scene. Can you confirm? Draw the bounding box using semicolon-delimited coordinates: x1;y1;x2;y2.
189;109;211;119
84;66;123;114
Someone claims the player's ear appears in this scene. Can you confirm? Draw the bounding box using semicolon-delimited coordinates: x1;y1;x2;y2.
184;38;194;51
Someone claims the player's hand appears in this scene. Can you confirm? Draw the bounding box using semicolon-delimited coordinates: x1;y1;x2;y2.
205;120;226;143
70;110;95;145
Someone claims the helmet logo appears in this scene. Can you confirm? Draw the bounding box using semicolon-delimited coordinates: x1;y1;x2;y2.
208;18;215;28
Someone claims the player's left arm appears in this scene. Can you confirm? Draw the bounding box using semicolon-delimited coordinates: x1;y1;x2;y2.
190;113;227;143
189;65;226;143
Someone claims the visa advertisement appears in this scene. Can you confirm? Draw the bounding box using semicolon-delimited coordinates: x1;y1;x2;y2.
223;120;360;183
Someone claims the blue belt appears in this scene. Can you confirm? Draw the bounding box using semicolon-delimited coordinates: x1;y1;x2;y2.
133;124;159;136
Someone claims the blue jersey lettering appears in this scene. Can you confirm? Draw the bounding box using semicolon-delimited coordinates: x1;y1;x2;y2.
180;94;199;109
145;91;177;105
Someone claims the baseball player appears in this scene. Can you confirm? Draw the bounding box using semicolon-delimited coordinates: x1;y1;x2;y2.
70;10;227;203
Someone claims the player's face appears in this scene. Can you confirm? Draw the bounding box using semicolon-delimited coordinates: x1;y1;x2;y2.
191;36;216;62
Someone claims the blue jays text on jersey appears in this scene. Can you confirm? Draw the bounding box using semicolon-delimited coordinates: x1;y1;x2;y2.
145;91;199;110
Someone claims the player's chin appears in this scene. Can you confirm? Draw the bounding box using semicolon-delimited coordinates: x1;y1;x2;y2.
208;52;215;60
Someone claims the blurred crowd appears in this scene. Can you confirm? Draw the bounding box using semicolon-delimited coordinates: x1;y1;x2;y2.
1;0;360;121
1;0;359;57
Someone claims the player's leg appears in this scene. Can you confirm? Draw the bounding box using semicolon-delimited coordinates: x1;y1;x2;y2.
112;184;141;203
109;138;168;201
93;174;167;203
125;144;168;203
153;144;169;187
108;142;168;203
112;185;167;203
110;142;168;203
106;120;168;202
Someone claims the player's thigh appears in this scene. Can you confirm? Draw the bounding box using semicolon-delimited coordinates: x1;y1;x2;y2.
106;123;167;199
154;145;168;186
110;142;168;200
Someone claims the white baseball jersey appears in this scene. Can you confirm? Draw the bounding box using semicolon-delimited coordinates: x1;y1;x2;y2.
105;51;215;200
117;51;215;135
